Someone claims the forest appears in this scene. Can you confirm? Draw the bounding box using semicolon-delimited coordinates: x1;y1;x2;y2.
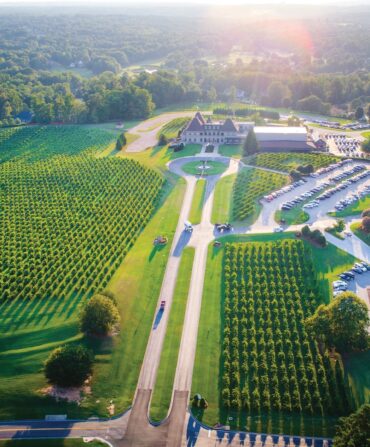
1;5;370;126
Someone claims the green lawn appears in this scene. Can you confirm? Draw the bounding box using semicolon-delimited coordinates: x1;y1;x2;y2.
0;440;105;447
329;195;370;218
159;117;190;140
275;208;309;225
343;350;370;409
0;175;186;420
182;161;226;176
189;180;206;224
350;222;370;246
192;234;358;436
218;144;243;159
150;248;195;422
212;172;236;223
122;144;201;174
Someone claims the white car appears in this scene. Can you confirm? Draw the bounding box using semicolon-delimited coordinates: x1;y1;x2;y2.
274;226;284;233
333;280;348;288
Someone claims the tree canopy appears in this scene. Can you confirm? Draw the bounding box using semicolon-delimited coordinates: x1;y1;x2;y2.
333;404;370;447
44;344;94;387
80;293;121;336
243;128;259;156
305;292;370;353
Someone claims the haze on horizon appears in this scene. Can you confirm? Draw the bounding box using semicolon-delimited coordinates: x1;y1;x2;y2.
0;0;368;5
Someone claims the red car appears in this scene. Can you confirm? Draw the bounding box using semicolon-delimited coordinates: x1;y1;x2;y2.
160;300;166;310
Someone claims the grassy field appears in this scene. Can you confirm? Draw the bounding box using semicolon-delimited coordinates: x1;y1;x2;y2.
189;180;206;224
182;161;226;176
275;208;310;225
245;152;339;173
343;350;370;409
159;117;190;140
218;144;243;159
150;248;195;422
212;168;287;225
192;234;358;437
350;222;370;246
0;440;105;447
121;144;201;174
329;195;370;218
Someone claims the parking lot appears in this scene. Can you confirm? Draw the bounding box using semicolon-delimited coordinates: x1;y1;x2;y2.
325;134;364;158
258;160;370;228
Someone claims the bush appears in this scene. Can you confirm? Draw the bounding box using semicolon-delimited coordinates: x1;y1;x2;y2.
115;132;126;151
44;344;94;387
361;216;370;233
333;404;370;447
362;208;370;218
80;294;121;336
290;169;302;181
158;133;168;146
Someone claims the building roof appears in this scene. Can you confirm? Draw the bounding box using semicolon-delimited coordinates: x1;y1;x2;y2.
258;141;312;150
254;126;307;135
186;116;204;131
221;118;238;132
195;112;206;124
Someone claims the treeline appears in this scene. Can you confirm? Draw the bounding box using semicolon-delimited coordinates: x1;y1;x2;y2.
2;66;370;127
214;107;280;120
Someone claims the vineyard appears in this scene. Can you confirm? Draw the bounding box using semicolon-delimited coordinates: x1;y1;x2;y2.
247;153;339;173
0;137;163;302
0;126;114;162
160;117;190;140
232;169;287;221
221;240;351;418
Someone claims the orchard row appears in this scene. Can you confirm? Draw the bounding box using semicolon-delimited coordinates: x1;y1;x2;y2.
0;152;163;301
221;240;351;416
248;153;339;173
232;169;287;221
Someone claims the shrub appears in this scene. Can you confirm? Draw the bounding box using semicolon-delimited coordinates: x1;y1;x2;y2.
80;294;121;336
361;216;370;233
333;404;370;447
44;344;94;387
158;133;168;146
115;132;126;151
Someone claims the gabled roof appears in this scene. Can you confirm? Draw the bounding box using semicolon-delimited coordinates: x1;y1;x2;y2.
186;116;204;131
221;118;238;132
195;112;206;124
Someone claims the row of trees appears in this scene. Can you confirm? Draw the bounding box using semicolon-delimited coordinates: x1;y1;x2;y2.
221;240;350;415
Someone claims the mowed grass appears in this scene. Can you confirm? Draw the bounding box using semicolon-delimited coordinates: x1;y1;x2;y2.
343;350;370;408
192;234;358;436
0;175;186;420
182;161;226;176
218;144;243;159
150;248;195;422
275;208;309;225
329;194;370;218
189;180;206;224
159;117;190;140
350;222;370;246
0;440;105;447
121;144;201;173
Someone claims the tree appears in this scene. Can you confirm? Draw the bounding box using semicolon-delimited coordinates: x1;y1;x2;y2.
333;404;370;447
362;208;370;218
297;95;330;114
287;115;301;127
355;106;364;121
116;133;127;151
158;133;168;146
267;81;290;107
44;344;94;387
290;169;302;181
362;138;370;153
362;216;370;233
305;292;370;353
80;294;120;336
243;129;259;156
